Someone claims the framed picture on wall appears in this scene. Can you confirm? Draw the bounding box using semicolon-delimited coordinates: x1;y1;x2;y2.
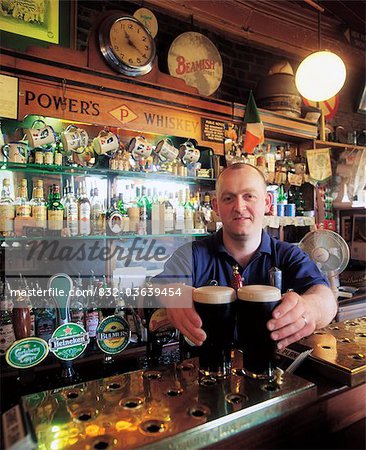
0;0;59;44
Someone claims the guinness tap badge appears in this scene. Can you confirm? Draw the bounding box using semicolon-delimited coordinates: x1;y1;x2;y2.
168;32;223;96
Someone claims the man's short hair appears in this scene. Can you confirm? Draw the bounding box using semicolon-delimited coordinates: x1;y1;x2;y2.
215;162;267;193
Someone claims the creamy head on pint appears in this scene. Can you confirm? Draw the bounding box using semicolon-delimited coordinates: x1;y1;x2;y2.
237;285;281;302
193;286;236;304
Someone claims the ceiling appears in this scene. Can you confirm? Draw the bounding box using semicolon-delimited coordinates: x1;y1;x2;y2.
299;0;366;34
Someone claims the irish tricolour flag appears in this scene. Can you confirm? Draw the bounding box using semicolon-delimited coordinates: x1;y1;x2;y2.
243;91;264;154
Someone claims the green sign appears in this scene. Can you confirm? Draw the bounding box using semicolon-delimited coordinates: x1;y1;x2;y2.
49;323;89;361
6;337;49;369
96;316;130;355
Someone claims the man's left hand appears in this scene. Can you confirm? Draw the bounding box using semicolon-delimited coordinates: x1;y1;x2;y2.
267;291;315;350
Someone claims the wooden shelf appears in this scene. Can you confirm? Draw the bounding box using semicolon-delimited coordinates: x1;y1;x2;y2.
314;140;366;151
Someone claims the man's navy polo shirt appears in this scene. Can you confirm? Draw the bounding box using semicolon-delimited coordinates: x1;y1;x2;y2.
156;229;329;294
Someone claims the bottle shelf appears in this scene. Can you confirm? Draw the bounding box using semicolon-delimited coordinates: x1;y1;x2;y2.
0;162;216;185
1;232;210;243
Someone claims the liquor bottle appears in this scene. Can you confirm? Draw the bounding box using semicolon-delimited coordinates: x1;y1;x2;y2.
0;178;15;236
106;196;124;235
85;279;99;344
201;193;216;232
70;276;86;327
64;182;78;236
136;186;148;235
163;192;174;234
12;295;31;340
174;190;185;233
47;184;64;231
30;179;47;230
35;298;56;342
20;276;35;337
78;181;91;236
0;299;16;357
184;189;194;232
100;276;115;319
15;179;31;217
91;184;103;235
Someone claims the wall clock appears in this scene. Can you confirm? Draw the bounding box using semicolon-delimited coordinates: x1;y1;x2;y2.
99;14;156;77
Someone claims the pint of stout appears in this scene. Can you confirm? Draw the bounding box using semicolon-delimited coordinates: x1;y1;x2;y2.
193;286;236;378
237;285;282;379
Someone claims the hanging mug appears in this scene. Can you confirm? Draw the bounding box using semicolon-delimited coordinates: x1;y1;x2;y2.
61;125;89;153
2;142;28;163
180;140;200;165
128;136;153;160
24;119;56;148
93;129;119;155
155;138;179;162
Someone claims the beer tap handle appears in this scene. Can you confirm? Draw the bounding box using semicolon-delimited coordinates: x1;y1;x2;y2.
48;273;73;325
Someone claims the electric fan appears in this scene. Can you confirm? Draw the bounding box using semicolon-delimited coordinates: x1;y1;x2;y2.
299;229;350;296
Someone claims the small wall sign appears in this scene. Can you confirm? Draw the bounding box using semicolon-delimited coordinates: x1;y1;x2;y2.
201;117;225;143
168;32;223;96
6;337;49;369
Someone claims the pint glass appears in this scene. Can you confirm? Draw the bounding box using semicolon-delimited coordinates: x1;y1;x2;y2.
193;286;236;378
237;285;281;379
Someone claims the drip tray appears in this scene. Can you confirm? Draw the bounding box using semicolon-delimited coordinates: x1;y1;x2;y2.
296;316;366;386
20;354;315;450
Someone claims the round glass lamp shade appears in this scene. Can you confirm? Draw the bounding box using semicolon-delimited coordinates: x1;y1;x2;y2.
295;51;346;102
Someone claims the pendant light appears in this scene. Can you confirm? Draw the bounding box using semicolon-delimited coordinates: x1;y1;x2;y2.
295;9;346;102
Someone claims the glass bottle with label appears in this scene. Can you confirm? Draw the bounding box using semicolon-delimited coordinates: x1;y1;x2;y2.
15;179;31;218
163;192;174;234
47;184;64;232
35;298;56;342
0;299;16;357
30;179;47;230
106;196;124;235
0;178;15;236
64;182;78;236
78;181;91;236
91;184;103;235
70;276;86;327
184;188;194;232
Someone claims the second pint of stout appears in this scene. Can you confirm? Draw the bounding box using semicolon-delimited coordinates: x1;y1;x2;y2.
237;285;282;379
193;286;236;378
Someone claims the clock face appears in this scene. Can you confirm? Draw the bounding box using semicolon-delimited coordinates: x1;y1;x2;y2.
99;15;156;76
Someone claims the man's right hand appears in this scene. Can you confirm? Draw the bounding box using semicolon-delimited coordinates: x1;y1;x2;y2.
159;284;206;346
167;307;206;346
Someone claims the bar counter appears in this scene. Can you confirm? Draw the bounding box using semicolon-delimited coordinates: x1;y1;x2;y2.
2;317;365;450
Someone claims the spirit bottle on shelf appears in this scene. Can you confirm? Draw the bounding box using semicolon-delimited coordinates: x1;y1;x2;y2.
64;182;78;236
91;184;103;235
163;192;175;234
47;184;64;232
106;195;125;235
174;190;185;233
0;178;15;236
202;193;215;232
78;181;91;236
0;297;15;357
15;179;31;218
30;179;47;230
184;188;194;232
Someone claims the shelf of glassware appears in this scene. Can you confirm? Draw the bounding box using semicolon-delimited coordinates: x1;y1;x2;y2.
0;232;210;244
0;162;215;185
263;215;316;229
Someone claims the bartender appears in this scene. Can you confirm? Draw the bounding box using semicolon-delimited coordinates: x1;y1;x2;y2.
155;163;337;350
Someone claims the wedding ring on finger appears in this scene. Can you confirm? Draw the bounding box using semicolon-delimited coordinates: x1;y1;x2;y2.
301;315;308;328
